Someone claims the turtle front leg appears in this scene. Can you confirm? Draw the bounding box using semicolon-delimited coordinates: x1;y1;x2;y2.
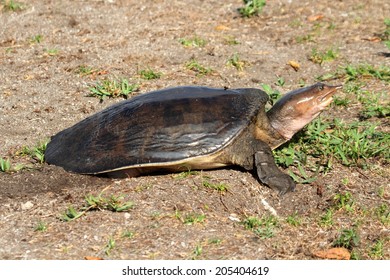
254;147;295;195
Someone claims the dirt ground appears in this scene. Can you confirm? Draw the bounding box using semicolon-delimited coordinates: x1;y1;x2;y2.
0;0;389;260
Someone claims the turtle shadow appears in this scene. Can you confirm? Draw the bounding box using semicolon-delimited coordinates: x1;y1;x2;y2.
378;52;390;57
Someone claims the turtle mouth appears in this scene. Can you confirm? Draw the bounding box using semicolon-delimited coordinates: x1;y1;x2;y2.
318;85;342;106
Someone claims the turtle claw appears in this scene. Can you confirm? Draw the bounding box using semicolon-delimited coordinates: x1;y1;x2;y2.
272;174;296;195
254;151;296;195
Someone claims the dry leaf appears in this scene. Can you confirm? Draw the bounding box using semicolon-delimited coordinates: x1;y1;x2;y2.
97;70;109;75
308;14;324;22
363;37;381;42
313;247;351;260
215;25;230;31
254;51;270;55
288;60;300;71
23;74;35;80
84;256;104;260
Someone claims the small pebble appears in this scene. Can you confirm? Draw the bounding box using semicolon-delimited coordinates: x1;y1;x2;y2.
228;213;240;222
124;213;131;219
21;201;34;211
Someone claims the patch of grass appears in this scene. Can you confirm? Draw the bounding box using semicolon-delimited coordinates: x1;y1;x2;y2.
360;103;389;119
334;82;389;119
175;210;205;225
318;64;390;83
350;249;361;260
296;34;315;44
179;36;206;48
309;47;338;64
77;65;94;75
45;48;59;56
381;18;390;50
84;193;134;212
223;36;240;45
275;77;285;87
192;244;203;259
261;83;281;106
61;191;134;222
19;141;48;164
341;177;350;186
30;34;43;44
303;118;390;167
34;221;47;232
122;230;135;239
208;238;222;245
288;162;318;184
333;228;360;250
0;157;11;172
134;183;152;192
289;18;302;28
1;0;24;11
75;65;102;76
88;78;138;101
174;209;182;220
150;211;161;219
384;40;390;50
333;96;351;107
286;211;301;227
375;204;390;226
275;115;389;175
377;186;385;198
227;53;246;71
172;170;199;179
369;239;384;259
344;64;390;82
297;79;306;87
185;59;213;76
202;180;229;192
343;81;364;94
327;22;337;31
139;68;162;80
358;91;389;119
32;142;47;164
105;237;116;256
295;21;336;44
333;191;355;212
274;145;307;168
319;209;334;227
238;0;266;18
274;129;328;179
61;206;83;222
183;213;206;225
319;70;389;119
242;215;278;239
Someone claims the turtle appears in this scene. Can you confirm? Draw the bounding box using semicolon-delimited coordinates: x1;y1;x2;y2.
45;83;341;194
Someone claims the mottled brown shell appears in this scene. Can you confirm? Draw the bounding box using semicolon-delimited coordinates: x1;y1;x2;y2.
45;86;269;173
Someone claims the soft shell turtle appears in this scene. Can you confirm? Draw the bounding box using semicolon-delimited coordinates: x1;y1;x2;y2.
45;83;340;194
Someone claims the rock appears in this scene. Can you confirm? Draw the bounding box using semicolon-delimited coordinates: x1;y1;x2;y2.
21;201;34;211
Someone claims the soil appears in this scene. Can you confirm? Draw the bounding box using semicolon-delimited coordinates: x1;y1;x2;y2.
0;0;389;260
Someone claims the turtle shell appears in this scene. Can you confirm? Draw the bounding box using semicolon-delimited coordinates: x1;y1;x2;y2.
45;86;268;174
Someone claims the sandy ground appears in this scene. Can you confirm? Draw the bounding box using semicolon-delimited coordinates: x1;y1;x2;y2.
0;0;389;259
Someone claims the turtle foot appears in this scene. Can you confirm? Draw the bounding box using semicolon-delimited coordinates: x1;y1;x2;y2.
260;173;296;195
254;151;296;195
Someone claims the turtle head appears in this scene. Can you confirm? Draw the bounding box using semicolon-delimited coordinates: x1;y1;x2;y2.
267;83;342;140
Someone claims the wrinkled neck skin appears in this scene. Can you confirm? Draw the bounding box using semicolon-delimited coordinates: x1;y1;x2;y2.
265;83;341;148
253;103;287;150
254;117;287;150
267;105;322;142
266;110;322;148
